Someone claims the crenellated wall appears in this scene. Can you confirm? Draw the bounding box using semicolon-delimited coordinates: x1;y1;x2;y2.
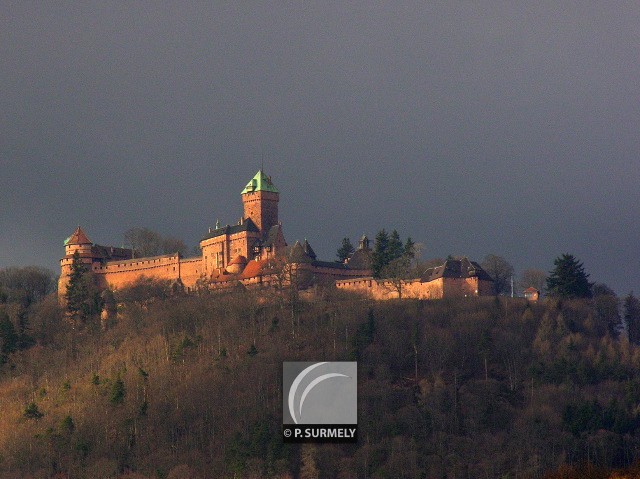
179;257;205;289
92;255;204;291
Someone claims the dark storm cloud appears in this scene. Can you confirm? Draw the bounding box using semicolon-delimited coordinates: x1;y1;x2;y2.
1;2;638;293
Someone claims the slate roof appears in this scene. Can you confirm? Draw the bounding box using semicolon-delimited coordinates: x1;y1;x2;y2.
302;239;317;260
422;257;493;282
91;244;133;261
283;238;364;270
264;224;283;246
289;241;313;263
201;218;260;241
348;248;372;270
312;260;350;270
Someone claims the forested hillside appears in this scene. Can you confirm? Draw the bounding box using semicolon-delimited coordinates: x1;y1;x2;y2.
2;281;640;478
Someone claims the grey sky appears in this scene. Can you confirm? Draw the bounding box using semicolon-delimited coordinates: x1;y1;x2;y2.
1;2;638;294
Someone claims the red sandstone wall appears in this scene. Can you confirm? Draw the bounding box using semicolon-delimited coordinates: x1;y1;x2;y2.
179;258;204;290
93;255;181;290
441;277;475;297
201;231;260;272
242;191;278;233
336;276;494;300
58;246;95;296
403;278;445;299
93;255;205;291
336;277;445;300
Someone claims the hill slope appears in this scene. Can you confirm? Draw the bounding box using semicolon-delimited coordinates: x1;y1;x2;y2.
1;289;640;478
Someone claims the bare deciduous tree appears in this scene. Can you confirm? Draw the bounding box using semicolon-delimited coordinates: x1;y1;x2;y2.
519;268;547;295
481;254;514;296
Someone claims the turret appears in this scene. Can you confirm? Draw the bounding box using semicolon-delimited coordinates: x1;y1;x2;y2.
358;234;370;251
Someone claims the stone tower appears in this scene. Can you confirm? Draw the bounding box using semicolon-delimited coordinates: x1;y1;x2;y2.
58;226;94;297
241;170;279;236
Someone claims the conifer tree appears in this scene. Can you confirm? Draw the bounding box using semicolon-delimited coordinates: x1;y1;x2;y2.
372;228;416;282
336;237;355;262
15;303;34;350
65;251;88;318
23;402;43;420
372;229;390;278
546;254;593;299
404;237;416;259
110;376;126;405
0;310;18;364
387;230;404;262
372;229;404;276
593;283;621;337
65;251;101;322
60;415;75;434
625;293;640;344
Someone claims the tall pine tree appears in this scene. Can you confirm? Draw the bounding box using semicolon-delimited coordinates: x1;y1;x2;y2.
65;251;101;322
372;229;390;277
15;303;34;350
625;293;640;344
372;229;415;279
336;237;355;262
546;254;593;299
0;310;17;364
387;230;404;262
404;237;416;261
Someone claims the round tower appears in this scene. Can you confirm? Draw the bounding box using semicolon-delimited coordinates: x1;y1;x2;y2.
58;226;94;299
241;170;279;237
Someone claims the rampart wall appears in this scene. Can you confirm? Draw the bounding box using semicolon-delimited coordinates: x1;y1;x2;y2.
336;277;493;300
179;258;205;289
93;255;203;291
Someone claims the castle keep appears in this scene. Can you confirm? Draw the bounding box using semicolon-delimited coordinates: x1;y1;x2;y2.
58;170;369;297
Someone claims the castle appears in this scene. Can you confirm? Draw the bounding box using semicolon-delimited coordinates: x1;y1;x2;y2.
59;170;494;301
58;170;370;297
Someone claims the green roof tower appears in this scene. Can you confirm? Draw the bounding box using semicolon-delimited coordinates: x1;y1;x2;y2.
241;170;279;236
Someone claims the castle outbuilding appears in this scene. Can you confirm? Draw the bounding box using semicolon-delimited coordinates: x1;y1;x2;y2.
336;257;494;300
